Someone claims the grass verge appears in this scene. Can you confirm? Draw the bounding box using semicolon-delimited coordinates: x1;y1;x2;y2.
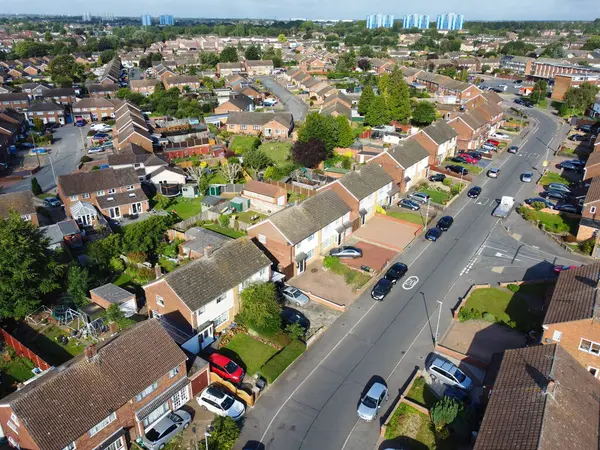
540;171;570;186
387;211;430;226
384;403;436;449
323;256;371;289
223;333;278;376
260;340;306;383
405;377;437;409
519;207;578;234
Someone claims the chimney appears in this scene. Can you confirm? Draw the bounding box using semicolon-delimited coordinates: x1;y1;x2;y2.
84;344;97;361
154;263;162;279
544;379;556;397
204;244;213;258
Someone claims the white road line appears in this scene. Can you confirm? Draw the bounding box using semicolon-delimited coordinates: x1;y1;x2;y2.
339;421;360;450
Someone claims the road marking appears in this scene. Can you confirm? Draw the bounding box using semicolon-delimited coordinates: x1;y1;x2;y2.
402;276;419;290
475;197;490;206
495;252;504;257
492;266;504;273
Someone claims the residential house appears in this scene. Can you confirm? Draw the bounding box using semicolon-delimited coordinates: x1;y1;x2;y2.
369;59;395;74
552;73;600;101
57;167;149;225
175;227;230;260
148;166;187;186
216;62;244;77
226;111;293;138
319;92;352;119
232;84;264;103
87;83;120;98
0;108;27;135
154;63;177;82
40;219;81;250
90;283;138;317
130;79;158;96
108;143;168;178
214;93;254;115
455;58;481;72
163;75;202;92
99;57;121;84
448;108;490;150
413;71;482;105
244;60;274;76
72;98;120;122
541;262;600;378
114;101;154;152
39;88;77;105
0;320;191;450
143;238;271;343
411;120;459;165
370;139;430;192
247;189;352;277
0;191;38;225
319;164;394;225
0;93;29;111
577;176;600;240
474;344;600;449
242;180;287;213
584;152;600;181
24;101;66;125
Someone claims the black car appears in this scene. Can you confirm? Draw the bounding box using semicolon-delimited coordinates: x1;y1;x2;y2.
542;190;569;201
384;262;408;284
371;278;393;301
445;165;468;175
466;151;483;160
451;156;468;164
514;98;524;105
425;227;443;241
560;162;583;172
525;197;555;209
281;307;310;331
437;216;454;231
398;199;420;211
555;203;579;214
467;186;482;198
429;173;446;182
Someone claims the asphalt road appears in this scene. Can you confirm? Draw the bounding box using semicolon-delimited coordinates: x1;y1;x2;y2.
236;108;578;450
256;76;309;122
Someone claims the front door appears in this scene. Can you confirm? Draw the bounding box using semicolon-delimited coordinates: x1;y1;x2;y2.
132;202;142;214
198;324;214;350
296;259;306;274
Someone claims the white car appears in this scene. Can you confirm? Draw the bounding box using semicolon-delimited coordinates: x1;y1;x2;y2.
196;385;245;421
91;124;112;132
491;132;509;140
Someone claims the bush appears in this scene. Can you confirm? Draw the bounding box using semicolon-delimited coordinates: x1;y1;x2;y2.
531;201;546;211
506;284;519;292
109;257;125;272
450;183;463;196
237;282;282;337
431;397;462;431
482;312;496;322
80;155;91;163
580;238;595;255
457;307;480;322
442;177;453;187
284;322;306;340
126;251;147;264
260;340;306;383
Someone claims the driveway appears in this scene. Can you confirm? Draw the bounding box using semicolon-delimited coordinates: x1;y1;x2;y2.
282;301;342;339
256;76;308;122
341;242;397;273
352;215;420;252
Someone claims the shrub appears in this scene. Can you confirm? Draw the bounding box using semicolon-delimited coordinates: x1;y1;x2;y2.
284;322;306;341
109;257;125;272
482;312;496;322
442;177;454;187
458;307;480;322
431;397;462;431
260;340;306;383
506;284;519;292
80;155;91;163
450;183;463;196
218;214;230;228
580;237;595;255
126;251;147;264
531;201;546;211
237;282;282;337
323;255;338;270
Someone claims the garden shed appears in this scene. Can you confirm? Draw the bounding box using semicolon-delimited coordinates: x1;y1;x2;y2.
230;196;250;212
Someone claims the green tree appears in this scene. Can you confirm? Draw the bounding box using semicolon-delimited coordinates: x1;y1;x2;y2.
583;35;600;50
365;95;390;126
530;79;548;104
32;117;44;132
0;214;64;319
357;85;375;116
30;176;42;195
205;416;240;450
244;45;261;60
67;265;90;307
237;282;281;335
200;52;220;68
297;112;337;154
285;322;306;340
243;148;273;172
48;54;83;85
219;46;238;63
44;31;53;42
105;303;134;330
387;66;412;122
431;397;462;431
564;81;600;110
411;101;437;126
359;45;374;57
121;215;173;257
277;33;287;42
481;64;491;74
86;233;122;269
335;115;355;148
99;49;116;65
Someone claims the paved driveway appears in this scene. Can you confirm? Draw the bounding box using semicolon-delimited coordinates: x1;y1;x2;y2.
291;262;363;307
256;76;308;122
342;242;396;273
352;215;420;252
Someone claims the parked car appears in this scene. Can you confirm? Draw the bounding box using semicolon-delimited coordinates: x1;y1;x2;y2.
482;144;497;152
371;278;393;301
208;353;245;384
486;139;500;146
43;197;61;207
578;124;592;132
429;173;446;182
445;165;468;175
330;245;363;258
547;183;571;193
75;118;86;127
357;382;388;421
508;146;519;154
91;123;111;132
427;357;473;391
436;216;454;231
487;168;500;178
569;134;586;142
514;98;525;105
460;154;477;164
281;286;309;306
521;172;533;183
559;161;583;172
451;156;468;164
492;132;509;140
409;192;430;204
196;385;246;421
564;159;585;168
141;410;192;450
425;227;443;242
398;199;420;211
555;203;579;214
525;197;555;209
88;147;104;154
384;262;408;284
281;307;310;331
464;151;483;160
554;264;577;274
467;186;481;198
444;386;469;402
542;190;569;201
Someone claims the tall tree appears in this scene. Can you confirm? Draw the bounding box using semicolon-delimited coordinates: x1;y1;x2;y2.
365;95;390;126
411;101;437;126
30;177;42;195
297;112;337;154
205;416;240;450
244;45;261;60
387;66;412;122
357;85;375;116
530;79;548;104
243;148;272;172
291;139;327;168
237;282;281;335
220;161;242;183
335;116;355;148
219;46;238;63
66;265;90;307
0;214;64;319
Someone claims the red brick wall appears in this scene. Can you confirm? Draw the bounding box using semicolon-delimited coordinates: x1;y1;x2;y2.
543;320;600;376
0;405;40;450
412;132;438;165
144;279;194;328
247;221;292;273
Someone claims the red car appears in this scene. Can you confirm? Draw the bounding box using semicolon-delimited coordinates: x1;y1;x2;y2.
486;139;500;146
461;155;478;164
553;265;577;274
208;353;245;383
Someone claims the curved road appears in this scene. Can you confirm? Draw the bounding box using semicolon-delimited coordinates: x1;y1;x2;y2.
237;108;581;450
256;76;309;122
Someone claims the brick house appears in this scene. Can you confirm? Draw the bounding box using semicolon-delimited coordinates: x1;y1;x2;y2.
114;102;154;152
0;93;29;111
130;79;159;96
87;82;120;98
411;120;458;165
214;93;254;115
474;344;600;450
108;143;168;178
448;108;489;150
226;111;293;138
500;55;535;75
247;189;351;278
244;60;274;76
163;75;201;92
24;101;66;125
413;72;482;105
0;320;191;450
57;167;149;225
0;191;38;226
541;262;600;379
242;180;287;213
39;87;77;105
72;98;119;122
0;108;27;136
577;176;600;240
369;140;430;193
584;152;600;181
143;238;271;344
216;62;244;77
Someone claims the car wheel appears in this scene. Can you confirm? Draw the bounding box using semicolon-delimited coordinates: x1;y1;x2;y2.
201;405;208;411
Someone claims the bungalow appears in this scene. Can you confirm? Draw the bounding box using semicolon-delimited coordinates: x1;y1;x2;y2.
411;120;459;165
148;166;187;186
0;191;38;225
576;176;600;240
24;101;66;125
143;238;271;343
214;93;254;115
244;60;274;76
90;283;138;317
226;111;293;138
242;179;287;213
247;189;352;277
369;139;430;192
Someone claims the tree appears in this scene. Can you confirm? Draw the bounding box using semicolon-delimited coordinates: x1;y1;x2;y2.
481;64;491;74
285;322;306;340
204;416;240;450
359;45;374;58
121;215;173;257
237;282;281;335
387;66;412;122
335;116;355;148
0;214;63;319
530;79;548;104
220;161;242;183
187;165;210;195
297;112;337;154
67;265;90;307
357;58;371;72
411;101;437;126
243;148;272;172
564;81;600;111
99;49;116;65
219;47;238;63
583;35;600;50
200;52;220;68
357;85;375;116
30;176;42;195
244;45;261;61
277;33;287;42
105;303;134;331
431;397;462;431
32;117;44;132
48;54;83;85
292;139;327;168
365;95;390;126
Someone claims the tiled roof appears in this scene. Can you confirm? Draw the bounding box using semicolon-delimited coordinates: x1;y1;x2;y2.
474;344;600;450
421;120;458;145
584;176;600;205
246;60;274;67
0;93;28;101
87;83;119;93
337;164;393;200
243;180;286;198
130;79;159;89
90;283;134;303
40;88;76;98
160;238;270;311
73;98;116;110
26;101;64;112
0;190;35;218
3;320;186;450
227;111;293;129
95;189;148;209
459;109;488;130
387;139;430;168
164;75;200;85
58;167;138;196
585;151;600;168
543;262;600;325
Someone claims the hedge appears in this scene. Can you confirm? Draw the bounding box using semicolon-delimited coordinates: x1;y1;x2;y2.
260;340;306;383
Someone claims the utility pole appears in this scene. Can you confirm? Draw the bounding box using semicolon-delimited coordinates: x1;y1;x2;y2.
435;300;443;344
424;197;430;227
48;155;57;187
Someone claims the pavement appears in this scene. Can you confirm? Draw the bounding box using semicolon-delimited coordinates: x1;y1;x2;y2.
235;107;585;450
256;76;309;122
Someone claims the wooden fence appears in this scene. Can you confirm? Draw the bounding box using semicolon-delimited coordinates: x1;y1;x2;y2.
209;372;256;406
263;180;316;198
0;329;52;370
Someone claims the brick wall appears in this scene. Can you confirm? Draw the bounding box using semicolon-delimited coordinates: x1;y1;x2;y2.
543;319;600;376
247;221;293;274
369;153;405;186
144;279;194;328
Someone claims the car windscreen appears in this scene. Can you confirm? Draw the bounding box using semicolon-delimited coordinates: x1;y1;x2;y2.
145;428;161;442
362;395;377;409
454;370;466;382
221;396;234;410
225;361;239;373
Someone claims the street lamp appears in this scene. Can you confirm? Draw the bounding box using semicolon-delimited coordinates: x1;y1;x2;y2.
204;431;211;450
424;197;430;227
434;300;443;344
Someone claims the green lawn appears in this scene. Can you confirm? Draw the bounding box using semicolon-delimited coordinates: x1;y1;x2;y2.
519;207;579;234
0;354;36;397
421;189;452;205
157;197;204;220
387;211;430;226
405;377;437;409
324;256;371;290
231;136;260;154
557;147;576;156
159;257;178;273
540;171;571;186
203;223;246;239
223;333;278;375
25;325;85;367
235;210;266;224
384;403;436;449
259;142;292;165
443;159;483;175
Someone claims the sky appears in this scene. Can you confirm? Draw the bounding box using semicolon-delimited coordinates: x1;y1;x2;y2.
3;0;600;21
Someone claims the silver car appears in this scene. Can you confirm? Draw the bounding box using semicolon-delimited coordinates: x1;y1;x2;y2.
427;357;473;391
281;286;309;306
409;192;430;204
357;382;388;421
487;168;500;178
521;172;533;183
141;410;191;450
547;182;571;194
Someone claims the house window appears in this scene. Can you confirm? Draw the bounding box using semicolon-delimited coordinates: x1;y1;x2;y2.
169;366;180;378
82;193;90;199
101;437;124;450
591;206;597;214
127;185;135;191
62;442;76;450
156;295;165;307
215;293;226;304
88;412;116;437
276;129;281;134
579;338;600;355
307;233;314;242
142;401;170;428
228;124;234;129
136;381;158;402
7;437;19;449
241;125;247;130
69;195;78;201
589;366;599;378
7;420;18;434
253;125;260;130
171;386;190;410
97;190;105;197
552;330;562;342
214;311;229;327
108;188;116;194
10;413;19;427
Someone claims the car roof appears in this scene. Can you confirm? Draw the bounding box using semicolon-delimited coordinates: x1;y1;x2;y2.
209;353;231;365
283;286;297;293
391;262;407;270
151;413;178;433
203;385;228;401
366;382;386;398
